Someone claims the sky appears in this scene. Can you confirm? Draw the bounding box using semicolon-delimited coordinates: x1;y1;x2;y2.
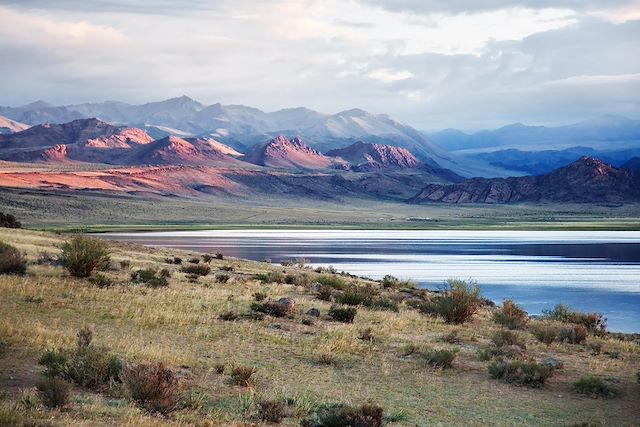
0;0;639;130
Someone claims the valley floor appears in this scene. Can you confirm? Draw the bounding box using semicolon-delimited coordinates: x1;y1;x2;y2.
1;229;639;426
1;187;640;231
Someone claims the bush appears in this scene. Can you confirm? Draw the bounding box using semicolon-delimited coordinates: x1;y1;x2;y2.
202;254;213;263
220;265;234;271
573;376;617;397
253;271;285;283
0;242;27;275
76;326;93;348
529;322;560;345
123;362;178;414
36;376;71;409
317;353;338;366
285;272;310;286
542;304;606;334
130;268;168;288
229;365;256;386
315;275;348;290
558;325;587;344
492;330;526;349
215;252;224;260
251;301;287;318
39;349;68;378
0;212;21;228
180;264;210;276
423;349;457;369
88;273;114;288
219;311;237;321
301;403;383;427
215;273;230;283
257;399;287;423
159;268;171;278
188;257;200;264
335;286;375;307
316;284;334;301
493;300;528;329
406;299;439;317
328;306;357;323
435;279;481;324
61;236;111;278
381;275;414;289
253;292;267;301
173;257;183;264
488;359;554;388
371;298;399;312
359;328;375;342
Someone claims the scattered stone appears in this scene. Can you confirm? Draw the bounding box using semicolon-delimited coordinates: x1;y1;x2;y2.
277;297;295;314
306;308;320;317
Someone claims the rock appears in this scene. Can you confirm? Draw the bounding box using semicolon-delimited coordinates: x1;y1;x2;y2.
306;308;320;317
309;282;321;292
541;358;563;369
277;297;295;314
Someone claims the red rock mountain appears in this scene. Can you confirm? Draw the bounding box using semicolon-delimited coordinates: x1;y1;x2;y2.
326;141;421;171
123;136;242;166
411;157;640;204
243;135;343;169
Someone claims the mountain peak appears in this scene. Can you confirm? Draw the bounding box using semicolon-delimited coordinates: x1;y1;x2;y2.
326;141;421;171
243;135;335;169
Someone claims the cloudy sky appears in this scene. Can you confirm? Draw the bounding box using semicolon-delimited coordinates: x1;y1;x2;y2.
0;0;639;130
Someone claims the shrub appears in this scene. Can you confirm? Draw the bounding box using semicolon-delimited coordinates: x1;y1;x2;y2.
301;403;383;427
215;252;224;260
188;257;200;264
88;273;114;288
359;328;375;342
328;306;357;323
215;364;225;374
558;325;588;344
229;365;256;386
435;279;481;324
64;346;123;390
493;300;528;329
257;399;287;423
251;301;287;318
317;353;338;366
36;376;71;409
253;271;285;283
202;254;213;263
406;299;439;317
220;265;234;271
173;257;183;264
315;275;347;290
543;304;606;334
253;292;267;301
440;330;462;344
573;376;617;397
215;273;230;283
316;284;334;301
39;349;68;378
180;264;210;276
492;330;526;349
0;242;27;275
219;311;238;321
130;268;168;288
159;268;171;278
0;212;21;228
488;359;554;388
371;298;399;312
381;275;414;289
423;349;457;369
285;273;310;286
60;236;110;278
529;322;560;345
119;260;131;269
76;326;93;348
335;286;375;307
123;362;178;415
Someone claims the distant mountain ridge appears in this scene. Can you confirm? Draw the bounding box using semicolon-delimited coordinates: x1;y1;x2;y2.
326;141;420;171
411;157;640;204
0;96;452;170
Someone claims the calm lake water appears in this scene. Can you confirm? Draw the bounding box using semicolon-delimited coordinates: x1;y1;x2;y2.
102;230;640;333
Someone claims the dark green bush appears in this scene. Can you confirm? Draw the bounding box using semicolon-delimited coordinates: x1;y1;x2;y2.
130;268;169;288
89;273;114;288
315;275;348;290
0;242;27;275
529;322;560;345
573;376;618;397
180;263;210;276
371;298;399;312
188;257;200;264
251;301;287;318
36;376;71;409
0;212;21;228
215;273;230;283
381;275;414;289
229;365;256;386
123;362;178;414
335;287;375;307
488;359;554;388
423;349;457;369
435;279;482;324
301;403;383;427
39;349;68;378
285;272;310;286
328;306;357;323
257;399;287;423
406;299;439;316
543;304;606;334
253;271;285;283
173;257;183;264
493;299;528;329
61;236;111;278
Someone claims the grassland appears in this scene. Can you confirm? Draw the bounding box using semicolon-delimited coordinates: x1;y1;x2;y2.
1;228;639;426
2;187;640;231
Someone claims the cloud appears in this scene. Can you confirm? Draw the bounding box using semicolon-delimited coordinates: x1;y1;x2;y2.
0;1;638;129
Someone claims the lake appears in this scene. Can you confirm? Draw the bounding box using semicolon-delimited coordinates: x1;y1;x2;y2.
102;230;640;333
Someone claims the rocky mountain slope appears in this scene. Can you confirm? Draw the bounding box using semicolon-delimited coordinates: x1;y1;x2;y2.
0;115;29;134
622;156;640;172
411;157;640;204
326;141;421;171
242;135;344;170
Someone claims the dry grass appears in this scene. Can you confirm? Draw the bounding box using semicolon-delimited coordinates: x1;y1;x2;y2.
0;228;639;426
